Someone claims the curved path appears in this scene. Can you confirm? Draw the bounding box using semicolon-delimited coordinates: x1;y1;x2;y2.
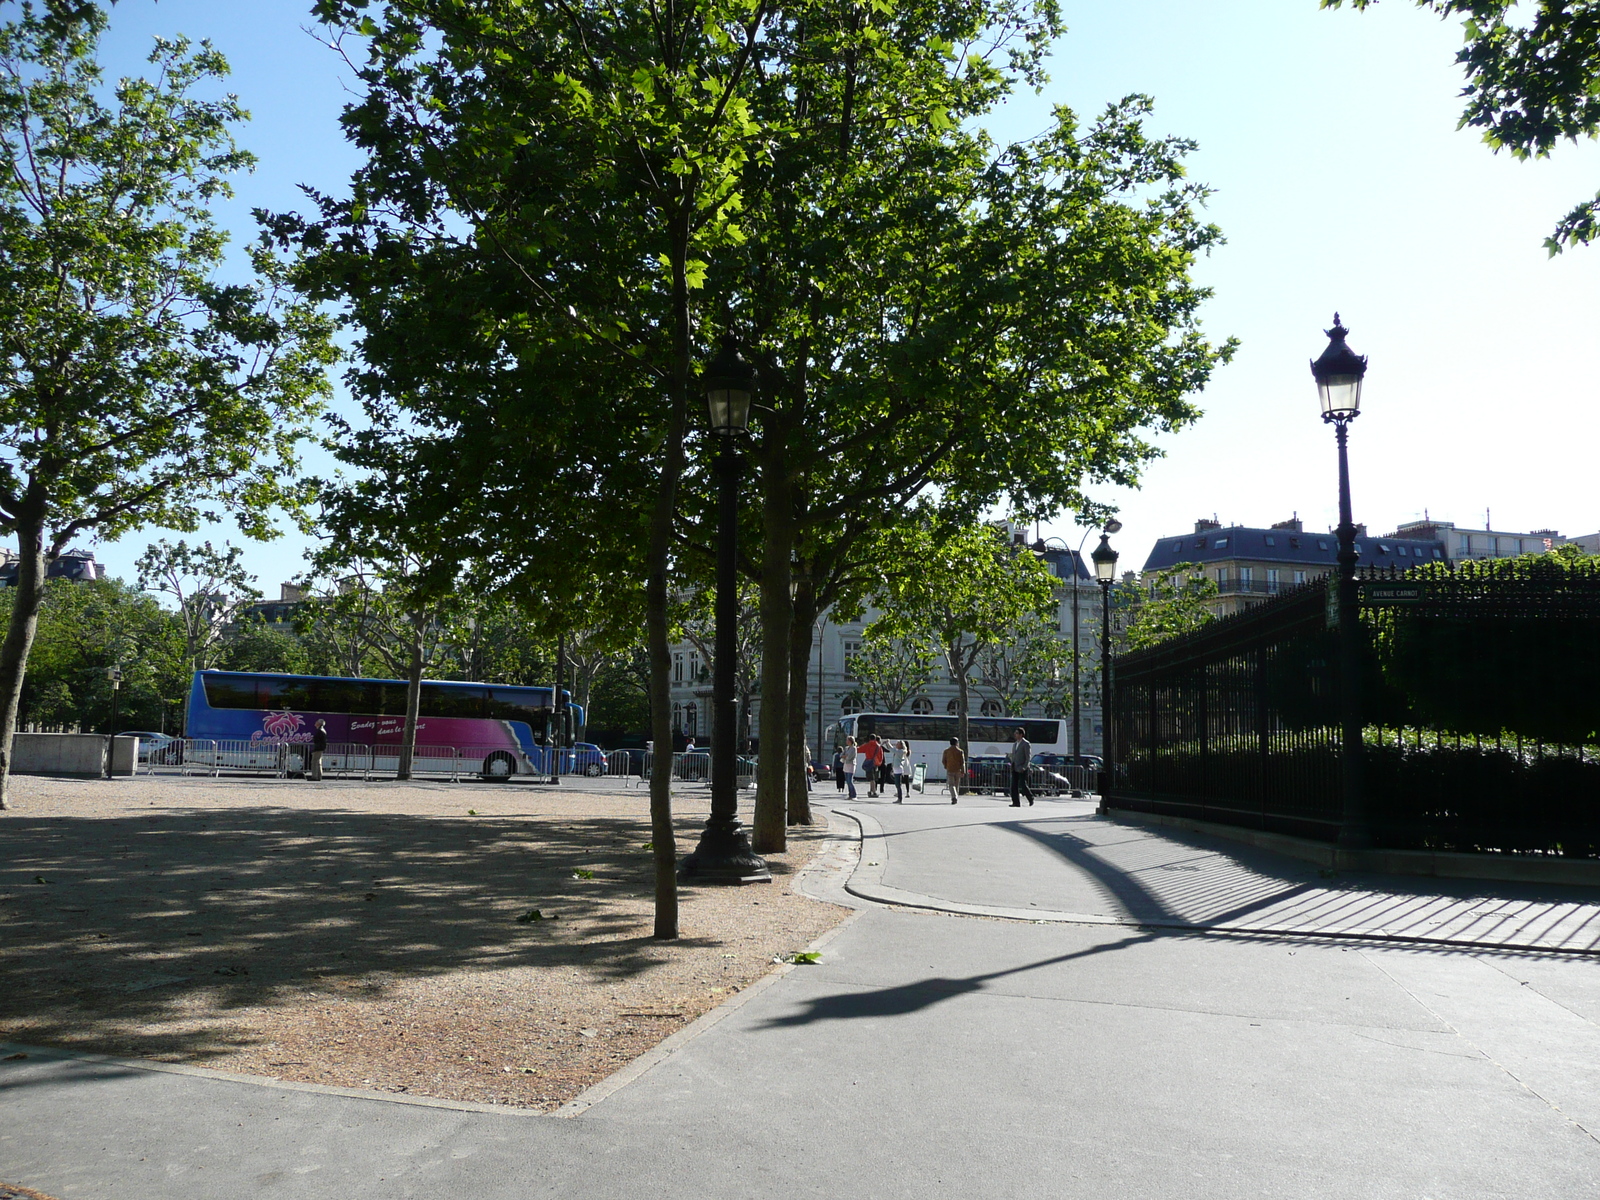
6;795;1600;1199
837;793;1600;953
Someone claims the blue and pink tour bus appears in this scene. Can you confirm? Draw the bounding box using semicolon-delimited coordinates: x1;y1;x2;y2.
185;670;592;778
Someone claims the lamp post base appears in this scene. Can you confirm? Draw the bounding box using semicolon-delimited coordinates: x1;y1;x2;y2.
678;818;772;884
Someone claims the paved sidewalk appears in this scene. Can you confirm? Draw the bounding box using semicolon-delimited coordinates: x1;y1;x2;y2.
6;799;1600;1198
840;793;1600;952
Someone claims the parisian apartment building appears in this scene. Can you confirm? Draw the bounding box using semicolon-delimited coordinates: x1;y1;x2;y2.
666;535;1109;759
1142;514;1597;618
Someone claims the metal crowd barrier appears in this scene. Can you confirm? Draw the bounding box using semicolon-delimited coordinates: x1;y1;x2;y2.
673;751;711;784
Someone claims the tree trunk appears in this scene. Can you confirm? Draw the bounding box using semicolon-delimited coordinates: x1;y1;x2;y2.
753;458;793;854
0;517;49;810
398;615;424;780
786;585;816;825
645;211;694;940
952;636;971;753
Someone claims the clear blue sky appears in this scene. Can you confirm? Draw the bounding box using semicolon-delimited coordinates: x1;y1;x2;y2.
88;0;1600;590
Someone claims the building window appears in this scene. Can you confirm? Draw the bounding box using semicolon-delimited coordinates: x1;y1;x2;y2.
672;703;683;732
946;698;960;714
1215;567;1229;585
1266;568;1279;591
841;694;862;716
1458;534;1472;554
1317;539;1329;551
1264;535;1276;547
980;699;1003;717
910;696;933;715
1377;543;1390;555
1239;567;1253;584
1396;545;1408;557
1214;537;1229;549
684;703;697;735
842;640;861;679
673;653;684;683
1294;570;1307;585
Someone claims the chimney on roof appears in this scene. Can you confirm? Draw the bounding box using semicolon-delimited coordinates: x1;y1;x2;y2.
280;583;304;603
1271;516;1303;532
1194;518;1221;534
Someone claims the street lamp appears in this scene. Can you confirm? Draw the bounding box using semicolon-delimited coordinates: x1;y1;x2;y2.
1310;313;1371;850
105;665;123;778
1090;535;1118;799
680;335;771;884
1041;519;1121;793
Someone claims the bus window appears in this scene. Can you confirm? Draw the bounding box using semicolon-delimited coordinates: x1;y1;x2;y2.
258;676;319;711
202;674;258;709
421;684;487;719
1023;719;1059;745
318;678;368;713
855;715;877;738
872;717;909;740
487;688;548;731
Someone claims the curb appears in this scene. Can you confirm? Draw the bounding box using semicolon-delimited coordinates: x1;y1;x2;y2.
556;806;867;1117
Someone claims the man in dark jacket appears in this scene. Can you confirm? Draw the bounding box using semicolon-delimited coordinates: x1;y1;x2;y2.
1008;727;1035;807
309;719;328;781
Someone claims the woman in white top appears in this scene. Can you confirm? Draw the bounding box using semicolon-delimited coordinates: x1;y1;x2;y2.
892;740;912;802
842;736;858;800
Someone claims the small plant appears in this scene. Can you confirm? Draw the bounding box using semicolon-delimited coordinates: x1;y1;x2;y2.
786;951;821;965
572;868;595;880
641;843;654;852
468;809;478;816
515;908;545;923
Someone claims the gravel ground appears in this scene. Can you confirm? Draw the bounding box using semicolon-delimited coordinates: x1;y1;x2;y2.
0;773;848;1111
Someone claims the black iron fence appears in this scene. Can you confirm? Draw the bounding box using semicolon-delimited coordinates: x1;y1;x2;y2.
1107;557;1600;856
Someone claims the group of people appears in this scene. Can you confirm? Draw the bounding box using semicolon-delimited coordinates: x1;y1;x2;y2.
831;734;915;801
831;727;1039;808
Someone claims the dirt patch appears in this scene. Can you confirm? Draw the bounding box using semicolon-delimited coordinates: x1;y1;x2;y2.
0;774;849;1110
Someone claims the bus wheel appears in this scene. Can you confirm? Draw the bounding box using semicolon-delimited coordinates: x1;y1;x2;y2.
481;752;516;780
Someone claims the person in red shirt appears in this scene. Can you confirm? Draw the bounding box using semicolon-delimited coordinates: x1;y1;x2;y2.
861;734;885;798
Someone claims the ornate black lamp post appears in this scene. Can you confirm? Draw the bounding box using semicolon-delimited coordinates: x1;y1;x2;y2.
1090;534;1118;798
1311;313;1372;850
679;336;772;884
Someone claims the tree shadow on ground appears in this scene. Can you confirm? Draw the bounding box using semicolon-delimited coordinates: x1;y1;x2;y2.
0;804;786;1060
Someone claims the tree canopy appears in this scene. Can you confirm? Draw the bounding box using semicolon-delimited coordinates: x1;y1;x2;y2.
1323;0;1600;250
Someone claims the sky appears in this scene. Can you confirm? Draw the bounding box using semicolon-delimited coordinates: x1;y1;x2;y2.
85;0;1600;590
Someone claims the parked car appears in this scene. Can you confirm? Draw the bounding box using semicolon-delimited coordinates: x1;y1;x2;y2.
564;742;607;776
1033;752;1103;771
117;730;180;764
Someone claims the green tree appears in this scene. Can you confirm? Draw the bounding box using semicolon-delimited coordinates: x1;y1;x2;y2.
1324;0;1600;250
975;610;1068;717
214;616;310;676
848;630;936;715
871;524;1059;750
1116;562;1219;653
0;5;336;807
6;576;188;733
136;539;262;672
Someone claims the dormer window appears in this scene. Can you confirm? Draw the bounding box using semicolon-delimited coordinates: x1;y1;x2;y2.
1289;537;1300;549
1317;539;1329;551
1377;543;1390;554
1396;546;1408;557
1195;539;1206;549
1214;537;1229;549
1264;535;1276;547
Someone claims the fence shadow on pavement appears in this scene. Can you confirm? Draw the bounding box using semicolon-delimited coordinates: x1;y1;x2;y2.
0;804;775;1065
999;815;1600;952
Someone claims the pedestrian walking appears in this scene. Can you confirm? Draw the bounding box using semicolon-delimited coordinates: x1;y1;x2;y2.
803;741;814;791
832;745;845;792
892;739;911;802
1008;726;1035;807
309;719;328;781
941;738;965;804
842;737;858;799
